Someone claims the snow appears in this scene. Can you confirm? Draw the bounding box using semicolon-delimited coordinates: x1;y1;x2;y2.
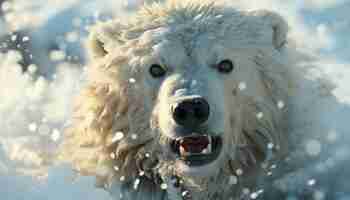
305;139;322;156
0;0;349;199
111;131;124;143
131;133;138;140
238;81;247;91
228;175;238;185
256;112;264;119
133;178;141;190
236;168;243;176
277;100;285;109
160;183;168;190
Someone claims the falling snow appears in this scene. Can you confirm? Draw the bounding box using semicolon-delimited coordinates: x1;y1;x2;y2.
22;36;30;42
267;143;274;149
113;166;120;171
238;82;247;91
242;188;250;195
112;131;124;143
129;78;136;83
191;80;197;87
306;140;322;156
236;168;243;176
256;112;264;119
277;100;285;109
131;134;138;140
250;192;259;199
51;129;61;142
27;64;38;74
229;175;238;185
28;123;37;132
0;0;350;200
160;183;168;190
181;190;189;197
133;178;141;190
11;34;17;41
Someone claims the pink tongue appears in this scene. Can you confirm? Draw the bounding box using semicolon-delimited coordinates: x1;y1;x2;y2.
180;136;209;153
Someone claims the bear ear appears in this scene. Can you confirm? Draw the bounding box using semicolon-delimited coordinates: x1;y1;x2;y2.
251;10;288;50
88;20;124;59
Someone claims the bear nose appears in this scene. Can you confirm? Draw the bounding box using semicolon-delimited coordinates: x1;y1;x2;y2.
172;97;210;128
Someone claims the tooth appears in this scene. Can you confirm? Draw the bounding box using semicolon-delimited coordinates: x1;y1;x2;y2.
180;146;188;156
200;137;212;154
207;136;212;153
201;147;209;154
201;144;212;154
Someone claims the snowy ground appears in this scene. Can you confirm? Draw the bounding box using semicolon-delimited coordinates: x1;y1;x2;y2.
0;0;349;199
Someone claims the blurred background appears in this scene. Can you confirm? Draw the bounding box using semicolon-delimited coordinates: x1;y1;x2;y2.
0;0;349;199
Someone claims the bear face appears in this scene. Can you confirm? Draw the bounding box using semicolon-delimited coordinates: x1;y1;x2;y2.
61;1;291;199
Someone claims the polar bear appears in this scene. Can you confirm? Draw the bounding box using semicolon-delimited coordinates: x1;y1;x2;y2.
60;0;293;199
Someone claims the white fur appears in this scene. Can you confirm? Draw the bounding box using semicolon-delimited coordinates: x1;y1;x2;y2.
60;0;297;199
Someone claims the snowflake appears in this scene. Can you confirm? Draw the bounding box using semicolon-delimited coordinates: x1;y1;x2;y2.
112;131;124;143
313;190;325;200
22;36;30;42
50;50;66;61
1;1;11;12
129;78;136;83
191;80;197;87
306;140;322;156
133;178;141;190
236;168;243;176
160;183;168;190
277;100;285;109
242;188;250;195
51;129;61;142
113;166;120;171
28;123;37;132
267;143;274;149
256;112;264;119
27;64;37;74
308;179;316;186
182;190;189;197
131;134;138;140
229;175;238;185
238;82;247;91
250;189;264;199
65;31;79;43
11;34;17;41
250;192;259;199
327;130;338;143
120;176;125;182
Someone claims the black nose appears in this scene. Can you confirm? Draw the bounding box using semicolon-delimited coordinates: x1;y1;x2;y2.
172;97;210;128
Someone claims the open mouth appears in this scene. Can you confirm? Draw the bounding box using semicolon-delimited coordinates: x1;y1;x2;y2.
170;135;223;166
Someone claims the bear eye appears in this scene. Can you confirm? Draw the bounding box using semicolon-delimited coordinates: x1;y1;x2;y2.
217;59;234;74
149;64;167;78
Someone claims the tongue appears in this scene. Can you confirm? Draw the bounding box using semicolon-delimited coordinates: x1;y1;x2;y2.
180;136;209;153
